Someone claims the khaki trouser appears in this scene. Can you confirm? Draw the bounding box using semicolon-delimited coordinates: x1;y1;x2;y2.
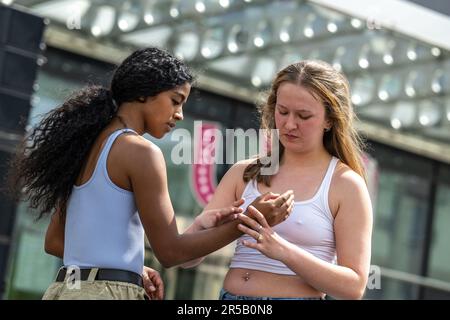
42;268;146;300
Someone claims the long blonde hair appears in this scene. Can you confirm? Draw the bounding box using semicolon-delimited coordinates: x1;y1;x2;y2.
244;60;366;185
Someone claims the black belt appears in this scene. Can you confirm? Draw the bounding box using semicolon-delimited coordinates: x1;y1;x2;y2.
56;267;143;288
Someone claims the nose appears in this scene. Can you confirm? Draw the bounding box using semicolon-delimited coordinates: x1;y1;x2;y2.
174;107;183;121
284;114;297;130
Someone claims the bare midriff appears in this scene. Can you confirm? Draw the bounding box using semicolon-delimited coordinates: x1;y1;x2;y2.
223;268;324;298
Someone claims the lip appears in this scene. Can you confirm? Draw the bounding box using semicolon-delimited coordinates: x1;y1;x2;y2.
167;122;176;130
283;133;299;139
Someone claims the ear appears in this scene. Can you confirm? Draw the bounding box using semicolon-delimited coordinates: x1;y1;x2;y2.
324;119;332;132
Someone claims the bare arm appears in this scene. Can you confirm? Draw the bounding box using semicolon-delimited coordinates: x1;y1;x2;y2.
287;170;372;299
44;209;65;259
179;201;243;268
238;169;373;299
130;144;292;268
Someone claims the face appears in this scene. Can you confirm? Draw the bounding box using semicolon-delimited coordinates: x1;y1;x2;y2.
142;82;191;138
274;82;330;153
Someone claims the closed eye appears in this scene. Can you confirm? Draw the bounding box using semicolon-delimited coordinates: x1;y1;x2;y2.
277;105;312;119
172;99;182;106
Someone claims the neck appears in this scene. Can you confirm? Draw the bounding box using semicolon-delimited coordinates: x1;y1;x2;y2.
114;103;145;135
281;146;331;169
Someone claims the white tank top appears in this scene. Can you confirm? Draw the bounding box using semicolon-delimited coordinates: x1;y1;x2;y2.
64;129;145;275
229;157;339;275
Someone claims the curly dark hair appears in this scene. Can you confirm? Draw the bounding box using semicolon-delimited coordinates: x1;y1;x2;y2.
9;47;194;219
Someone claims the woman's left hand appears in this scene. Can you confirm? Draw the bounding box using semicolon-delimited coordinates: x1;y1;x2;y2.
142;266;164;300
195;199;244;230
237;205;292;262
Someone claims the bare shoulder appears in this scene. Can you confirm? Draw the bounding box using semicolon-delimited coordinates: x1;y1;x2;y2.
227;158;257;177
333;162;366;191
205;158;256;208
227;158;258;199
225;158;257;185
329;161;370;217
114;134;165;173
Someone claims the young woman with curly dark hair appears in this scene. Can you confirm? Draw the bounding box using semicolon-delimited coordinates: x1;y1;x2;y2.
9;47;293;300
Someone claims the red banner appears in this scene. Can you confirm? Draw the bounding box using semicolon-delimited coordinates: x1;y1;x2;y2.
192;122;220;206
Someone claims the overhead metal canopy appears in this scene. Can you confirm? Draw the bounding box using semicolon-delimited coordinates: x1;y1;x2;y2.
6;0;450;163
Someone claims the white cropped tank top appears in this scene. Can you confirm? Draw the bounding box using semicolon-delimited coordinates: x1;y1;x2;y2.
229;157;339;275
64;129;145;275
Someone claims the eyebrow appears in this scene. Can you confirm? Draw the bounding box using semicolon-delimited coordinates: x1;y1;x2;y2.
276;103;312;113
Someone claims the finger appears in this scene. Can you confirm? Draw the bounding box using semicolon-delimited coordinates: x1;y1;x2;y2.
146;277;156;291
149;272;162;287
222;206;243;215
281;198;295;221
287;202;294;215
279;193;295;211
144;279;156;296
221;213;238;224
237;222;261;240
272;190;294;208
142;270;153;295
248;206;270;228
233;198;245;207
263;192;280;201
237;212;263;231
142;270;150;283
217;207;241;221
155;283;164;300
149;273;164;300
241;239;260;250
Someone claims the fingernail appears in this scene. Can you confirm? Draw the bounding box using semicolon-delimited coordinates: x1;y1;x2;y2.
150;286;156;291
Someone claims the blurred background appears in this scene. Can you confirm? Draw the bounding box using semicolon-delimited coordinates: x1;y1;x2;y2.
0;0;449;300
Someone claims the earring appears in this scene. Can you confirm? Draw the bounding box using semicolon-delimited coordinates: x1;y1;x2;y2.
324;127;331;132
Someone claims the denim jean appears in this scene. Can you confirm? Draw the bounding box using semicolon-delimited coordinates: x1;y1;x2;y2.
219;288;324;300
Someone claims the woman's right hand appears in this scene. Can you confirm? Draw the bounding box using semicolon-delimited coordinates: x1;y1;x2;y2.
247;190;294;226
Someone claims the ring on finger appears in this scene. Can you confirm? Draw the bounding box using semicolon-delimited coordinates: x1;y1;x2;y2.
257;234;263;242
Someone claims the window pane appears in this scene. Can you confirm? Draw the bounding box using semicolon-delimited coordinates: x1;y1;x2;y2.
428;166;450;283
369;144;431;276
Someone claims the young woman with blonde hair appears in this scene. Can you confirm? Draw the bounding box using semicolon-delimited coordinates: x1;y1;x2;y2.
185;60;373;300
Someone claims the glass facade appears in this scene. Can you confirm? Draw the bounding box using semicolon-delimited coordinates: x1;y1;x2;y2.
425;166;450;299
365;143;450;299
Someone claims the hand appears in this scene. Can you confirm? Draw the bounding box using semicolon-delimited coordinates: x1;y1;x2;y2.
142;266;164;300
194;199;244;230
237;205;292;262
247;190;294;227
